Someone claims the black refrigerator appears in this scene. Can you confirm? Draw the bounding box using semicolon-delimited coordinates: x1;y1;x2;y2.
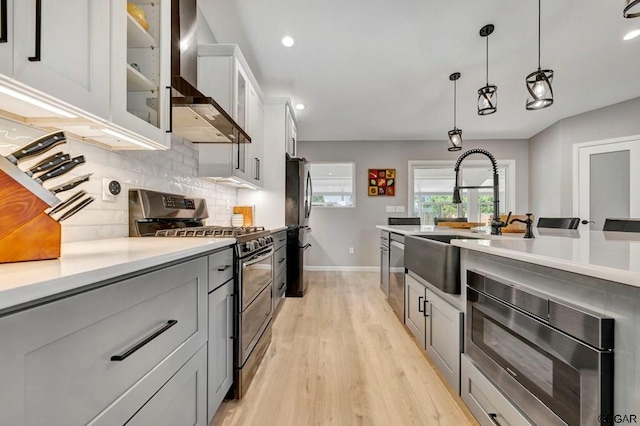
285;154;312;297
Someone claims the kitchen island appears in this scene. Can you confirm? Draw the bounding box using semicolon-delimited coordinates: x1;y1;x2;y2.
0;237;236;425
377;224;639;424
451;231;640;425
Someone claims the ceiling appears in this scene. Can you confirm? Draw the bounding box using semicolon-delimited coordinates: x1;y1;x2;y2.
198;0;640;142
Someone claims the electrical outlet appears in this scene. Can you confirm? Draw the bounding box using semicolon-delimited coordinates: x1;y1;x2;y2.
102;178;120;202
386;205;395;213
349;247;355;254
226;200;231;211
396;205;405;213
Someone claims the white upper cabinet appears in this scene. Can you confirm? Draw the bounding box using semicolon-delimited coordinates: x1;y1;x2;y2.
109;0;171;149
12;0;110;120
197;45;263;188
247;83;264;185
0;0;12;76
285;104;297;157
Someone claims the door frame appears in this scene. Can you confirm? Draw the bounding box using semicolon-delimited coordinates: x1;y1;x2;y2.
572;134;640;219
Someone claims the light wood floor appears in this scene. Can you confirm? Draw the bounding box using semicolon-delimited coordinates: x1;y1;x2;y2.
212;271;477;426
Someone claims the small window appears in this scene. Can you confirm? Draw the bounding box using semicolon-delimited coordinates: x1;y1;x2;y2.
309;162;355;207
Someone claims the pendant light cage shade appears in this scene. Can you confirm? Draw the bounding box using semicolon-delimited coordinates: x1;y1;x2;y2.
447;72;462;151
478;84;497;115
448;128;463;151
624;0;640;18
526;0;554;111
526;69;554;110
478;24;497;115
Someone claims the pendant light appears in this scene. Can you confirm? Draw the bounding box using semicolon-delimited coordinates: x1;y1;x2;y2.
447;72;463;152
624;0;640;18
526;0;554;110
478;24;497;115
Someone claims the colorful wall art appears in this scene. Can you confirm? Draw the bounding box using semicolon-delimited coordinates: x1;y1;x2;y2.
368;169;396;196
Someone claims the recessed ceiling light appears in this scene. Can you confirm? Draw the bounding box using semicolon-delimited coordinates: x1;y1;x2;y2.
281;35;295;47
624;29;640;40
294;103;306;111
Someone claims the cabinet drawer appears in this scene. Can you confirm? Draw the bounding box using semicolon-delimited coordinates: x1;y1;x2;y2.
209;247;234;291
126;345;208;426
273;267;287;313
273;230;287;251
274;245;287;276
461;355;532;426
0;257;208;426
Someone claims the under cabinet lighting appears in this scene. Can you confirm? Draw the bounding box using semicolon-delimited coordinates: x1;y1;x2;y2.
0;85;78;118
624;29;640;40
101;128;158;150
281;35;295;47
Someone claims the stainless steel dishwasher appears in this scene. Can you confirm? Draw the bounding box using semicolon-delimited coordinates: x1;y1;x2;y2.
388;233;405;322
380;231;390;298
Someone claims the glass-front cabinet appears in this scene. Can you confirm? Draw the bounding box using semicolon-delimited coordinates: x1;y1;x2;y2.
110;0;171;148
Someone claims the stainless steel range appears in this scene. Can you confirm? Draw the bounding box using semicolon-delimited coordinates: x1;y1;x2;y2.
129;189;273;399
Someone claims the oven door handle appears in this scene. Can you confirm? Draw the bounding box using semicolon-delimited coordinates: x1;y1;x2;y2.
242;248;274;268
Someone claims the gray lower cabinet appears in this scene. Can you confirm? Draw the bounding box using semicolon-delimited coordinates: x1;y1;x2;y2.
405;273;427;347
127;345;208;426
461;355;532;426
273;230;287;314
208;279;234;421
425;285;463;394
0;257;208;426
405;273;463;394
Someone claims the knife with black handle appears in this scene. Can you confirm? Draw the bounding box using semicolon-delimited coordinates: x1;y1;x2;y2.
4;131;67;165
48;189;87;215
35;155;86;184
26;152;71;176
48;173;93;194
56;196;95;222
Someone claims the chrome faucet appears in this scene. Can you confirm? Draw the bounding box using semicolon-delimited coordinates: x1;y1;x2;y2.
452;148;509;235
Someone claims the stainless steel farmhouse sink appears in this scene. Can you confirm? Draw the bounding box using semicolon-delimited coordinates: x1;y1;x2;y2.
404;234;481;294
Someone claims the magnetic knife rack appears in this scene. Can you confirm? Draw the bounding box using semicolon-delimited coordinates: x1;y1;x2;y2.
0;155;61;263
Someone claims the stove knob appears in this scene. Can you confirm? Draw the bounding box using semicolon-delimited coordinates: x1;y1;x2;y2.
265;236;273;244
258;237;265;246
244;242;252;252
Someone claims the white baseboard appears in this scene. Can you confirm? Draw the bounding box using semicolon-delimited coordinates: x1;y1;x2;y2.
305;266;379;272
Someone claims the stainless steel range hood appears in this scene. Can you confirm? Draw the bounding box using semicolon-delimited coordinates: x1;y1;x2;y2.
170;0;250;144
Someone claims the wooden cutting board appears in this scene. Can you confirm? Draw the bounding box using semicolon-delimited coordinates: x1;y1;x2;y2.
436;222;484;229
500;214;534;233
233;206;254;226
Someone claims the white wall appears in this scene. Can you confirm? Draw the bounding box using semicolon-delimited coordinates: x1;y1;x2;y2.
298;139;529;269
0;119;237;243
529;96;640;217
61;137;237;242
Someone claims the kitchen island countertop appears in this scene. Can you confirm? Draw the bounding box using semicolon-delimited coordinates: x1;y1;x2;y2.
377;224;640;288
0;237;236;314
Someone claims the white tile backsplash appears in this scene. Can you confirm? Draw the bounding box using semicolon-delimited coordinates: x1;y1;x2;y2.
58;136;238;242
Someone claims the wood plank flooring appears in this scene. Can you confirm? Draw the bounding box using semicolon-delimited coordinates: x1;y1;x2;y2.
212;271;477;426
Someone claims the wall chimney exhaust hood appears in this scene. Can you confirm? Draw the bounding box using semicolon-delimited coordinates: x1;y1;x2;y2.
170;0;251;144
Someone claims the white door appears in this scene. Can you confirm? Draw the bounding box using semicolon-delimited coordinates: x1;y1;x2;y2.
12;0;110;119
577;139;640;230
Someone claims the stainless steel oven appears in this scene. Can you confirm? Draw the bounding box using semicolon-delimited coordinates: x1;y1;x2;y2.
237;247;273;364
466;270;614;426
235;245;273;398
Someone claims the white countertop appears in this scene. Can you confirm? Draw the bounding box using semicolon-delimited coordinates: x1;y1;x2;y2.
450;231;640;288
377;224;640;288
375;224;521;239
0;237;235;313
270;226;288;233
